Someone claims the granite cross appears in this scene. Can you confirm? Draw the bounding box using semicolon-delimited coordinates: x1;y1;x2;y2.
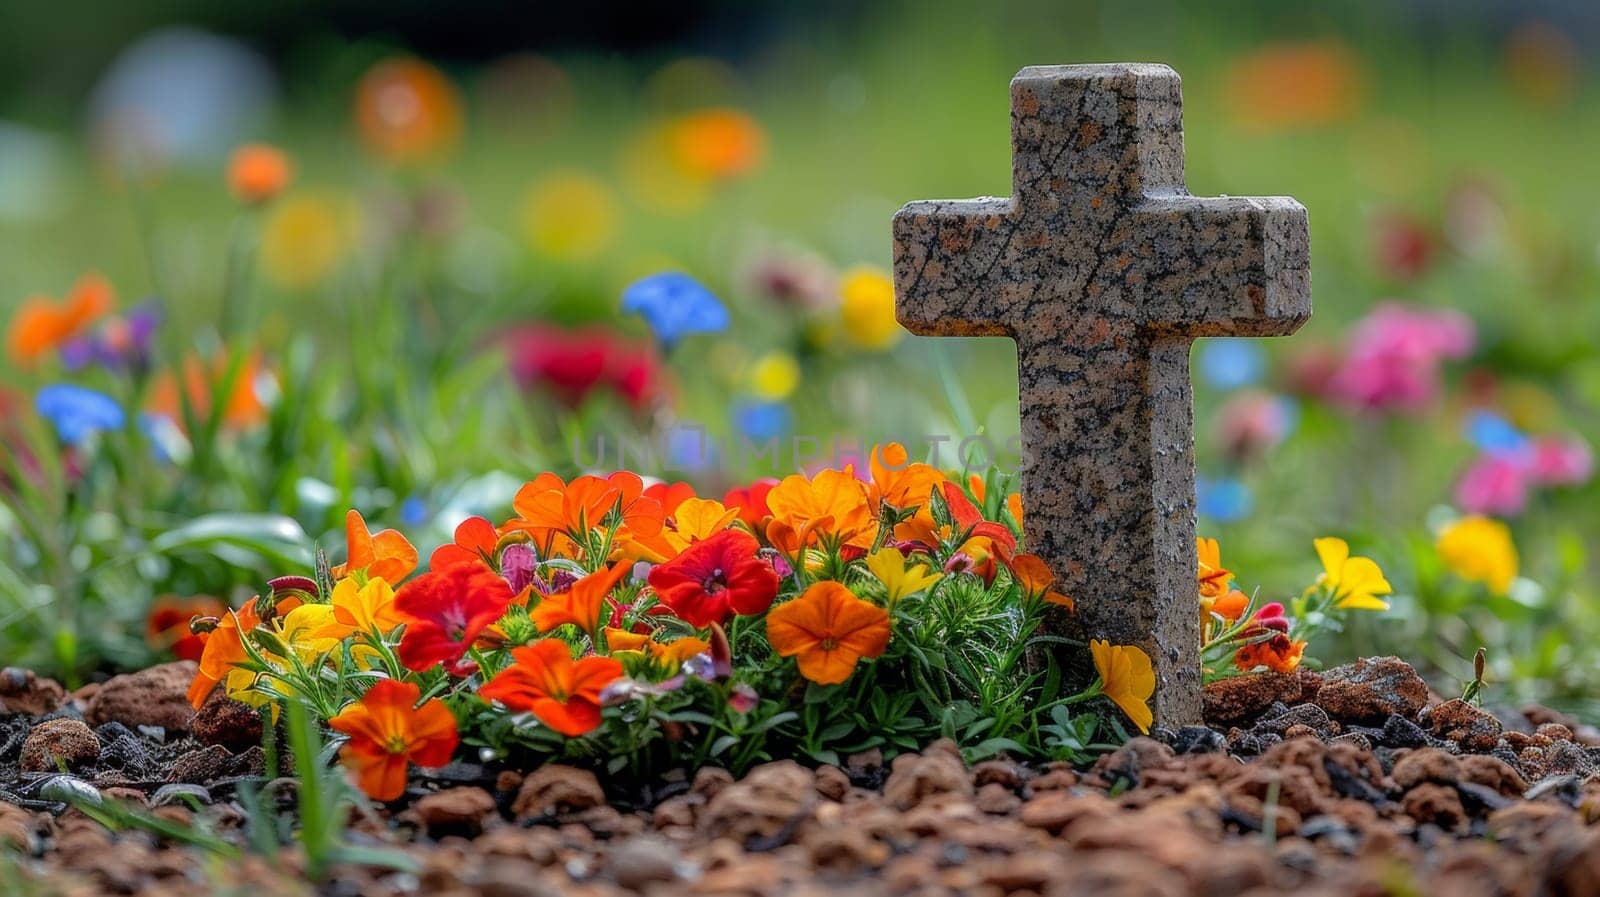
892;63;1311;725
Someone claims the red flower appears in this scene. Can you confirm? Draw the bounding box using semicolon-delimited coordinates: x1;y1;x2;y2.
479;639;623;736
146;595;225;662
395;564;515;672
644;481;696;516
429;516;499;571
647;529;778;628
723;479;777;529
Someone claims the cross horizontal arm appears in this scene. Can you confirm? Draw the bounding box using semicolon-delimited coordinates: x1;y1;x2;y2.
892;198;1020;337
1125;195;1311;337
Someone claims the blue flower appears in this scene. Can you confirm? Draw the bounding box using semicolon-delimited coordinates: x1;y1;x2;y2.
622;272;729;347
1197;476;1252;522
35;384;125;445
1464;410;1529;457
733;400;792;443
1197;339;1265;390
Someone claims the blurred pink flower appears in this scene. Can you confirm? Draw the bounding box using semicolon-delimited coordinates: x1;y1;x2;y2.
1325;303;1476;413
1455;454;1531;517
1213;390;1296;463
1529;435;1594;488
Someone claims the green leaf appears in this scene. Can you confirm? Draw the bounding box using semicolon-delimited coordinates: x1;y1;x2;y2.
151;513;313;569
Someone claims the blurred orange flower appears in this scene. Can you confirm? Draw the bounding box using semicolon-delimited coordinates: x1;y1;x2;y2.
6;274;114;364
479;638;623;736
354;58;462;163
332;509;419;585
1224;41;1363;132
766;581;890;685
227;143;293;204
146;595;226;662
146;351;273;430
329;679;459;801
668;108;766;181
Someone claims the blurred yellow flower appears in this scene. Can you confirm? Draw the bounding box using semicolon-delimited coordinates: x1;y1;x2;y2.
519;173;618;261
354;58;462;164
1090;640;1154;734
748;351;800;400
838;266;902;350
865;547;942;607
1313;537;1392;611
260;194;355;289
1436;516;1518;596
620;124;710;214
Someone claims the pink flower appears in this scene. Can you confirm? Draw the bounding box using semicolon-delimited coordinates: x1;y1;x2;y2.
1529;435;1594;488
1455;454;1531;517
1325;303;1475;413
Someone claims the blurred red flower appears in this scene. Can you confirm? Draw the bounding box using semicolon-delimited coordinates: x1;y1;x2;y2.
504;324;663;411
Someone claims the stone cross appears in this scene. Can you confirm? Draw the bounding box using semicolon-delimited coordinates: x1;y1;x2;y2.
892;64;1311;725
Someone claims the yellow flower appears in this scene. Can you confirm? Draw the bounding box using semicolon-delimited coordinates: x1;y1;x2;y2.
1313;537;1392;610
1436;516;1518;596
329;576;406;636
865;548;942;606
748;351;801;401
260;194;356;289
519;172;618;261
1090;640;1155;734
278;604;347;657
838;266;903;350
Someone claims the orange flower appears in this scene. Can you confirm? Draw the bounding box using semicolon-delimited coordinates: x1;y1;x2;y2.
332;510;419;584
1235;635;1307;675
227;143;293;204
1212;589;1250;622
1197;538;1233;602
7;273;114;363
354;58;462;163
509;471;663;555
479;639;623;736
868;443;944;514
603;628;710;666
766;581;890;685
329;679;459;801
766;468;877;551
531;561;631;640
668;108;766;181
429;516;500;571
186;594;303;709
146;351;272;430
644;481;697;516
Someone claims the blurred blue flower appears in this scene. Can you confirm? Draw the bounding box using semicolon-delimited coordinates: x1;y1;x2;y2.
1197;339;1265;390
733;400;792;443
1197;476;1252;522
665;425;717;472
1465;410;1529;457
35;384;125;445
622;272;729;347
400;496;429;527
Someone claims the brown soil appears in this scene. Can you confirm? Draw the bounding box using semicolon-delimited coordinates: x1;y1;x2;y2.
4;656;1600;896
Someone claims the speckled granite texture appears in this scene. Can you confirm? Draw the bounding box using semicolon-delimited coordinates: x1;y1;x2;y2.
892;64;1311;725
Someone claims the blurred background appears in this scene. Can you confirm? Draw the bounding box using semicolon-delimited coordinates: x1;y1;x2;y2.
1;0;1597;712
